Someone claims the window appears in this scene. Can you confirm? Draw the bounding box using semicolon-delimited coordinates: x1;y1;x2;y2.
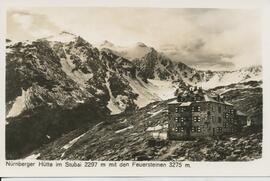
193;116;201;122
207;111;211;116
180;117;186;122
218;127;222;133
191;126;201;132
180;107;186;112
218;117;222;123
175;107;179;113
179;97;185;102
218;106;221;113
223;122;227;128
180;127;184;132
192;106;201;112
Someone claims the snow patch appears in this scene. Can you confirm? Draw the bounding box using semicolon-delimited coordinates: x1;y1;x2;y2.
152;132;167;140
115;125;134;133
147;109;164;118
59;54;93;88
125;76;176;108
45;32;76;43
62;133;86;150
146;125;163;131
198;68;262;89
105;79;123;115
147;79;177;100
7;89;28;118
24;153;40;160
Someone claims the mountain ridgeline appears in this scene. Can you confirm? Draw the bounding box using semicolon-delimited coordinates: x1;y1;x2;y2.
5;32;262;159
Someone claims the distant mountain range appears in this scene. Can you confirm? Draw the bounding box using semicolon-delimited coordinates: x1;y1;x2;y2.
5;31;262;159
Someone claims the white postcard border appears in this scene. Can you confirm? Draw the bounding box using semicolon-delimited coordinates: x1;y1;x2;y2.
0;0;270;177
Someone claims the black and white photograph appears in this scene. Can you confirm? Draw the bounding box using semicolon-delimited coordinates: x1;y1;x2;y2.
5;6;263;163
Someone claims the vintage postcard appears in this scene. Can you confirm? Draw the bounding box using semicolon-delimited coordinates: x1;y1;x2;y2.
0;0;270;177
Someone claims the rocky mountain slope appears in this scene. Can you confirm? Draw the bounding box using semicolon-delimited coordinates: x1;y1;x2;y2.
25;81;262;161
6;31;262;159
209;80;263;125
98;40;262;89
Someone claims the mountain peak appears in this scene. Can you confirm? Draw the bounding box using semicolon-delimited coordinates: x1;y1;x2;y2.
59;31;76;36
135;42;147;48
41;31;77;43
100;40;114;47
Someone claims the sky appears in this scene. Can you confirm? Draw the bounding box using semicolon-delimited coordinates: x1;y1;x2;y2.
6;7;261;70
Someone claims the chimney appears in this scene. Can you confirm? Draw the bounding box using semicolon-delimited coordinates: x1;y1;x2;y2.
217;94;220;102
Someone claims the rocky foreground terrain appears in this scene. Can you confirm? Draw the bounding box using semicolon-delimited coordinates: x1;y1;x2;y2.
26;86;262;161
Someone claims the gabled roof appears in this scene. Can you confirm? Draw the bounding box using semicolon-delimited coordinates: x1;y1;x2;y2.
204;95;218;102
224;101;233;106
168;88;234;106
180;102;192;106
167;100;180;105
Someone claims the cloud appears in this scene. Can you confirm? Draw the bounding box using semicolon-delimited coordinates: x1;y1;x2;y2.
163;49;236;71
6;8;261;70
7;10;60;40
12;12;33;30
182;39;205;52
161;38;236;70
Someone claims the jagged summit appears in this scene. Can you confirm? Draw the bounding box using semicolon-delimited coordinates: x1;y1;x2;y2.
135;42;147;48
39;31;78;43
100;40;114;47
59;31;76;36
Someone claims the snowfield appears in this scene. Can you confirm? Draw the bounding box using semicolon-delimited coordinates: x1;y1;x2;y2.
126;76;177;108
198;67;262;89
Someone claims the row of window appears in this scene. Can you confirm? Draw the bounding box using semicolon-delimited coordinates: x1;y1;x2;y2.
174;106;235;114
191;126;201;132
174;116;201;122
174;126;235;133
175;127;185;132
178;96;203;102
175;106;201;113
175;126;202;133
174;116;230;123
217;127;222;132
